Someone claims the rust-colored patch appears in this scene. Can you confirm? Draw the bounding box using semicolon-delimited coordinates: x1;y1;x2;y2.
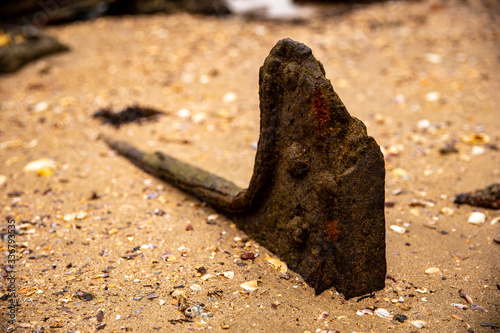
313;85;330;137
324;219;340;242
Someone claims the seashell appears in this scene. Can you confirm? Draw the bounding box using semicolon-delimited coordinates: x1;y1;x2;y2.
441;207;454;216
390;225;406;234
265;256;288;273
317;311;329;320
391;168;409;178
425;267;440;274
240;280;261;291
491;217;500;226
462;133;490;145
451;303;468;310
23;158;56;176
207;214;219;222
184;305;203;318
190;284;201;291
220;271;234;279
411;320;427;329
356;308;374;315
374;308;393;319
468;212;486;225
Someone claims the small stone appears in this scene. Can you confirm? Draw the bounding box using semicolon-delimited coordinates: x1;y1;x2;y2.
240;252;255;260
394;314;407;323
185;224;194;231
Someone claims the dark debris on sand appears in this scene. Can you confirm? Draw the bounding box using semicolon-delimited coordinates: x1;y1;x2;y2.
93;105;165;128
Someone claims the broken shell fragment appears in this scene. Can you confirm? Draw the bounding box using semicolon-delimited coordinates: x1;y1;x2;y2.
317;311;329;320
390;225;406;234
411;320;427;329
240;280;261;291
468;212;486;225
374;308;393;319
220;271;234;279
462;133;490;145
265;256;288;273
23;158;56;176
425;267;441;274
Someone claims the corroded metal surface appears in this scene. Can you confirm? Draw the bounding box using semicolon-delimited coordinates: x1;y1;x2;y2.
454;183;500;209
104;38;386;299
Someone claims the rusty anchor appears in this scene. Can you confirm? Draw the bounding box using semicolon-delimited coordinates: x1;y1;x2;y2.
103;38;386;299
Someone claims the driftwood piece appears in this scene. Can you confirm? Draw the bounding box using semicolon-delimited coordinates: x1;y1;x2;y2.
104;38;386;299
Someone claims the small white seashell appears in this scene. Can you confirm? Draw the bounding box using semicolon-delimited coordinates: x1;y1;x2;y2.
411;320;427;329
34;101;49;112
184;305;203;318
200;274;212;281
451;303;468;310
471;146;485;155
468;212;486;225
441;207;454;216
240;280;261;291
317;311;329;320
190;284;201;291
207;214;219;222
23;158;56;172
390;225;406;234
416;119;431;130
425;267;440;274
374;308;393;319
221;271;234;279
356;308;374;315
177;108;191;119
425;91;440;102
425;53;442;64
491;217;500;225
223;92;237;103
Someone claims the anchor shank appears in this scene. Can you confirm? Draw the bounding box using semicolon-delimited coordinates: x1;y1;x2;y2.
103;136;244;210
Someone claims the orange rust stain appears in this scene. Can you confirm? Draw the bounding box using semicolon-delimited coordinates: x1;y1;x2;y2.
313;85;330;137
324;219;340;242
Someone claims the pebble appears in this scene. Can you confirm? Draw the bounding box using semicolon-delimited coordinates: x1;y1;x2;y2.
394;314;407;323
240;252;255;260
